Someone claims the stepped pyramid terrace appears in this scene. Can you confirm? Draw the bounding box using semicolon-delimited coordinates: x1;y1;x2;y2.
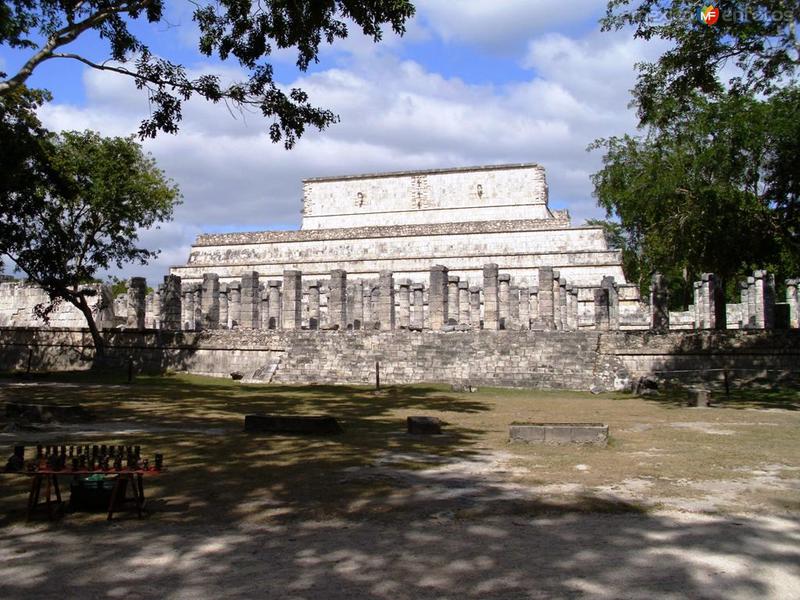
170;163;628;288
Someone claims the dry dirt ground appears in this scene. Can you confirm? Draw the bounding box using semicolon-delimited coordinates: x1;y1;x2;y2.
0;373;798;599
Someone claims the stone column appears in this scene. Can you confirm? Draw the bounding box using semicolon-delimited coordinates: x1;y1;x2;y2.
482;263;499;330
458;281;470;326
745;276;756;328
565;283;576;330
150;288;162;329
267;281;281;329
397;279;411;328
498;273;510;329
469;286;481;329
181;283;195;331
280;270;302;330
738;280;749;328
370;285;381;328
228;282;241;328
348;281;363;330
509;285;520;320
240;271;260;329
411;283;425;329
594;287;610;331
752;270;776;329
260;286;270;329
377;270;395;330
307;281;321;330
529;287;539;323
447;276;460;325
518;286;529;330
601;276;619;330
161;275;181;330
536;267;554;330
693;280;703;329
558;276;568;331
429;265;449;330
787;279;799;329
328;269;347;330
126;277;146;330
703;273;726;330
218;283;229;329
650;272;669;332
201;273;220;330
192;284;202;330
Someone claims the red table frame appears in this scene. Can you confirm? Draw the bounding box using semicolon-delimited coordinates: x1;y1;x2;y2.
20;469;161;521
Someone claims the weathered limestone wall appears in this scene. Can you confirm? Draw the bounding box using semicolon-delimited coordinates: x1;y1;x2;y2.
1;328;797;391
173;221;622;287
0;283;115;329
301;163;551;229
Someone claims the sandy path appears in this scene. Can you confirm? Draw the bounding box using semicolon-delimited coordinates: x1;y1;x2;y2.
0;510;798;599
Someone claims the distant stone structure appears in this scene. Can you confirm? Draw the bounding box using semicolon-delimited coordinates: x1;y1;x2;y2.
171;163;628;287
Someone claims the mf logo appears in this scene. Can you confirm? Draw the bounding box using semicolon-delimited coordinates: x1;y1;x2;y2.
697;4;720;25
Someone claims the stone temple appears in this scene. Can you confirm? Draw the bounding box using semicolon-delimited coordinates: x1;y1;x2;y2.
170;163;627;287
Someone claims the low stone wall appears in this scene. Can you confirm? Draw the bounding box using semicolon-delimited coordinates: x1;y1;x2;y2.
1;328;798;391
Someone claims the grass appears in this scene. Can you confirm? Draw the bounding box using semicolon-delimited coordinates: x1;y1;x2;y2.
1;371;798;524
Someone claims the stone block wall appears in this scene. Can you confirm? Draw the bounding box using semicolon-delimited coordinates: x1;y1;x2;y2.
1;328;797;392
0;283;115;329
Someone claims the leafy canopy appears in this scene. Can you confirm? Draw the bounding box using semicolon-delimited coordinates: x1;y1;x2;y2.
602;0;800;125
0;0;416;145
591;89;800;304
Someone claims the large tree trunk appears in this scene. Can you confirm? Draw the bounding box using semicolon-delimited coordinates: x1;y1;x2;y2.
75;293;106;358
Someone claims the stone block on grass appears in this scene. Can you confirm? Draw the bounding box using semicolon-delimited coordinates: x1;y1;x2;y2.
509;423;608;445
407;416;442;435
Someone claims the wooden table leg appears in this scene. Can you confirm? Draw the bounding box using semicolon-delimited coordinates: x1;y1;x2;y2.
137;474;145;513
107;476;122;521
27;475;41;521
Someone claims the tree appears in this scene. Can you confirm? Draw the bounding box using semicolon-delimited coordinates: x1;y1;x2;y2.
0;0;415;145
590;90;800;306
0;123;180;355
601;0;800;126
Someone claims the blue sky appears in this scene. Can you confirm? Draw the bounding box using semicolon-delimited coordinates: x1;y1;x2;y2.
1;0;664;281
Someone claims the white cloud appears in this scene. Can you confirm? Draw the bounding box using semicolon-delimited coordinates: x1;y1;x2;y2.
37;25;654;283
416;0;609;53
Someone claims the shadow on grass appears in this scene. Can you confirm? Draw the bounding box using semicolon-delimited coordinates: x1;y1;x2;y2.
637;387;800;411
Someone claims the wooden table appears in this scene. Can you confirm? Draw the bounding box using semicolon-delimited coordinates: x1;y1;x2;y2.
18;468;162;521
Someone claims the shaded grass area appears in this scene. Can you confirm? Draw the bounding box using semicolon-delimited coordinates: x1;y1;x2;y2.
0;372;799;525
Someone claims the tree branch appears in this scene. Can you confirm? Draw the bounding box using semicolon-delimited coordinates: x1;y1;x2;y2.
0;0;151;95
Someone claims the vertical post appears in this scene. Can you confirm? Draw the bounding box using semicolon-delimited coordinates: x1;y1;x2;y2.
482;263;499;330
787;279;799;329
397;279;411;328
228;282;241;328
239;272;260;329
218;283;229;328
529;287;539;323
126;277;146;330
260;285;270;329
429;265;449;330
746;276;756;328
498;274;510;329
349;281;363;330
558;276;568;331
160;275;182;330
551;270;562;330
181;283;195;331
536;267;554;330
151;287;162;329
594;287;610;331
565;283;576;330
706;273;726;329
362;283;373;327
469;285;481;329
267;281;281;329
308;281;321;330
650;272;669;332
753;270;776;329
192;283;202;330
411;284;425;329
329;269;347;330
375;361;380;390
281;270;302;330
201;273;220;330
458;281;470;326
447;276;460;325
518;286;529;330
377;270;395;330
602;276;619;330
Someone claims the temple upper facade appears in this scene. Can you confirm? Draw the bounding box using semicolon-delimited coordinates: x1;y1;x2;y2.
171;163;627;287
